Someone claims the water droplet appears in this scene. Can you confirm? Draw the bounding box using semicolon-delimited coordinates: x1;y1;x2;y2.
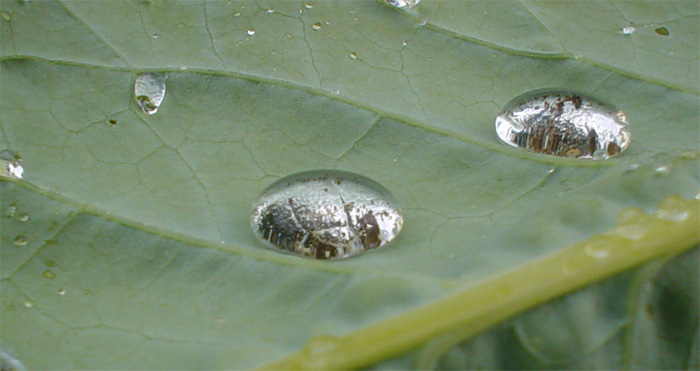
0;150;24;179
417;17;427;26
654;27;669;36
304;2;314;9
6;203;17;218
250;170;404;260
22;300;33;309
13;235;28;246
495;89;631;159
58;289;66;296
653;164;670;174
246;28;255;36
177;23;185;29
614;224;647;240
573;51;583;59
381;0;421;9
18;214;29;222
232;11;241;16
401;40;408;47
678;150;698;160
331;89;340;95
349;52;357;60
151;33;158;39
134;73;166;115
655;195;690;221
43;270;56;279
285;32;293;39
1;349;26;371
311;22;322;30
266;8;274;13
625;162;640;172
178;65;188;70
621;23;636;35
301;335;340;368
584;242;611;259
1;11;10;22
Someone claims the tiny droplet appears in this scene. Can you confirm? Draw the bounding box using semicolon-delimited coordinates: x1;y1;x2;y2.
1;11;10;21
134;73;166;115
151;33;158;39
250;170;403;260
381;0;421;9
58;289;66;296
0;150;24;179
495;89;631;159
349;52;357;60
18;214;29;222
43;270;56;279
22;300;33;309
232;11;241;16
246;28;255;36
266;8;274;13
311;22;322;30
6;203;17;218
304;2;314;9
622;23;636;35
654;27;669;36
13;235;28;246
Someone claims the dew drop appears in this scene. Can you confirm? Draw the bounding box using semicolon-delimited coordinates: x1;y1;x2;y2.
573;51;583;59
134;73;166;115
22;300;33;309
417;17;427;26
495;89;631;159
1;11;10;21
331;89;340;95
304;2;314;9
301;335;339;368
13;235;28;246
266;8;274;13
58;289;66;296
232;11;241;17
678;150;698;160
655;195;690;221
177;23;185;29
18;214;29;222
250;170;404;260
6;203;17;218
311;22;322;30
381;0;421;9
654;27;669;36
653;164;670;174
349;51;357;60
43;270;56;279
401;40;408;47
0;150;24;179
621;23;636;35
584;243;610;259
1;348;26;371
151;33;158;39
246;28;255;36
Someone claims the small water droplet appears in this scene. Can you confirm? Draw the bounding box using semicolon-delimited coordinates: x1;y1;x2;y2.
246;28;255;36
58;289;66;296
625;162;640;172
177;23;185;29
151;33;158;39
622;23;636;35
0;150;24;179
401;40;408;47
266;8;274;13
134;73;166;115
678;150;698;160
1;11;10;21
285;32;293;39
573;51;583;59
18;214;29;222
655;195;690;221
178;65;188;70
250;170;404;260
6;203;17;218
616;207;646;225
13;235;28;246
417;17;427;26
495;89;631;159
304;2;314;9
301;335;340;368
349;51;357;60
547;168;555;174
22;300;33;309
584;243;610;259
331;89;340;95
654;27;669;36
381;0;421;9
311;22;322;30
653;164;670;174
43;270;56;279
232;11;241;17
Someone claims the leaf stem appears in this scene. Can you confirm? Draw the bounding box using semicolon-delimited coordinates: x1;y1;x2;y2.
258;195;699;370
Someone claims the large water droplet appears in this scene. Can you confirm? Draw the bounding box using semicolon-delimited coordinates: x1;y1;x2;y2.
250;170;403;260
1;348;26;371
381;0;421;9
495;89;631;159
0;150;24;179
134;72;166;115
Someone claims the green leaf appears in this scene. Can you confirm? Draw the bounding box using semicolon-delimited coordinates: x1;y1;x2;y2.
0;0;698;369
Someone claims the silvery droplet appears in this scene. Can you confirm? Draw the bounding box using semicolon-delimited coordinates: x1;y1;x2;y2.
0;150;23;179
13;235;28;246
134;73;166;115
1;349;26;371
349;52;357;60
381;0;421;9
6;203;17;218
622;23;636;35
495;89;631;159
250;170;403;260
246;28;255;35
304;2;314;9
18;214;29;222
311;22;322;30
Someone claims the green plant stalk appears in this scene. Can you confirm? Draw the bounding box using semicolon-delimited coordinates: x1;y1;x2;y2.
259;195;700;370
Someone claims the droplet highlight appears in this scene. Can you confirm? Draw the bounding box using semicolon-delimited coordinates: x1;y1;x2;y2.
495;89;631;159
1;11;10;22
311;22;322;30
349;52;357;60
381;0;421;9
621;23;636;35
6;203;17;218
0;150;24;179
18;214;29;222
134;72;166;115
250;170;404;260
246;28;255;36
